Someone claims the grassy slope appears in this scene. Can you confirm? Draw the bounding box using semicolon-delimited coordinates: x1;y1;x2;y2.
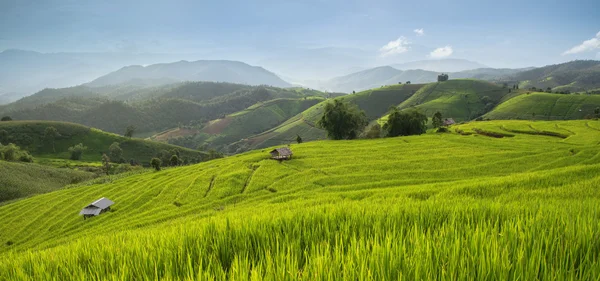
484;92;600;120
395;79;511;121
1;120;600;279
153;98;324;149
236;83;425;149
0;161;95;203
0;121;207;164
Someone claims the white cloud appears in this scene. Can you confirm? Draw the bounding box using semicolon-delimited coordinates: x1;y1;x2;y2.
413;28;424;36
379;37;411;57
562;31;600;55
429;46;453;58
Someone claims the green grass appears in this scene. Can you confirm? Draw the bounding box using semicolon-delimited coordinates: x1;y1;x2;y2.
0;161;95;203
395;79;511;121
484;92;600;120
0;121;207;164
1;120;600;279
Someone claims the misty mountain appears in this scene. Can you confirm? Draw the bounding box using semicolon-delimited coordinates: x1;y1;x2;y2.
87;60;292;88
316;66;438;93
391;59;488;72
316;66;532;93
0;49;192;102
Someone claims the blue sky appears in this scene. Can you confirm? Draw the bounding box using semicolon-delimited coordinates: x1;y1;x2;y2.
1;0;599;78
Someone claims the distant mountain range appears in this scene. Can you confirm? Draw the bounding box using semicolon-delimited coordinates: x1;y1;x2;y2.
391;59;488;72
0;50;292;104
87;60;291;88
315;60;599;93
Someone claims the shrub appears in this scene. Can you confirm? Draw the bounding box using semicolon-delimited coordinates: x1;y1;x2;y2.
318;99;368;140
68;143;87;160
151;158;161;171
436;127;449;133
383;108;427;137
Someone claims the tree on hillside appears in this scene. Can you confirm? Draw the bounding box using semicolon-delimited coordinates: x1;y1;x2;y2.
296;135;303;144
406;81;411;84
68;143;87;160
170;155;179;166
595;107;600;118
318;99;367;140
383;108;427;137
101;153;111;175
0;116;12;121
364;124;382;139
151;158;162;171
109;142;123;163
125;125;136;138
431;111;443;128
43;126;60;153
0;130;8;145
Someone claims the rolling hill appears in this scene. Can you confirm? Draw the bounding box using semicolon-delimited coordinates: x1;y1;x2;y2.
153;97;324;152
394;79;512;121
484;92;600;120
1;120;600;279
87;60;291;88
233;83;425;150
318;66;437;93
1;83;328;135
507;60;600;92
0;121;207;164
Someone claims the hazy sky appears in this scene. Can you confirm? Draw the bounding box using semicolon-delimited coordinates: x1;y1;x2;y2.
1;0;599;70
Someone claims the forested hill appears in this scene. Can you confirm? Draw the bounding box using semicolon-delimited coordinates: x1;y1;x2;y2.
87;60;292;88
0;82;334;135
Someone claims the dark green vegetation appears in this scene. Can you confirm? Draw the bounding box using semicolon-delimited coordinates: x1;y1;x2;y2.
1;121;600;279
0;121;207;164
383;109;427;137
484;92;600;120
0;161;94;203
0;82;331;135
317;99;367;140
0;143;33;162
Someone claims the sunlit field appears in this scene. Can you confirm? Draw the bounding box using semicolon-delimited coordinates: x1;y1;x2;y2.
1;120;600;280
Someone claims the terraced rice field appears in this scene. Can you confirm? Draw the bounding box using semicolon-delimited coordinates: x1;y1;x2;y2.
1;120;600;280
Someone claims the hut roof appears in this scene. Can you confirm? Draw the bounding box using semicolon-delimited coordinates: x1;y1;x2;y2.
86;197;114;210
443;118;455;126
270;147;293;156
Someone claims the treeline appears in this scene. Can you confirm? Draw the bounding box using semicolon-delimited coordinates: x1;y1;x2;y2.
317;100;451;141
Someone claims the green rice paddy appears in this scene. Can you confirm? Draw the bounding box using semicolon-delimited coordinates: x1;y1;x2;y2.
1;120;600;280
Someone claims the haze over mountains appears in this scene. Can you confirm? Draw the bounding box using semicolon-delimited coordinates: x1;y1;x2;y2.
1;48;599;106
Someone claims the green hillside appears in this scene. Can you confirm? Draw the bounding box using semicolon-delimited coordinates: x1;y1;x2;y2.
484;92;600;120
156;98;324;152
234;83;425;150
395;79;511;121
0;161;95;203
0;121;207;164
1;82;330;135
1;120;600;279
506;60;600;92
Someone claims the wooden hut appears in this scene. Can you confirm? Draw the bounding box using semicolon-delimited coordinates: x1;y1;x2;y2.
270;147;293;160
80;197;114;219
443;118;455;126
